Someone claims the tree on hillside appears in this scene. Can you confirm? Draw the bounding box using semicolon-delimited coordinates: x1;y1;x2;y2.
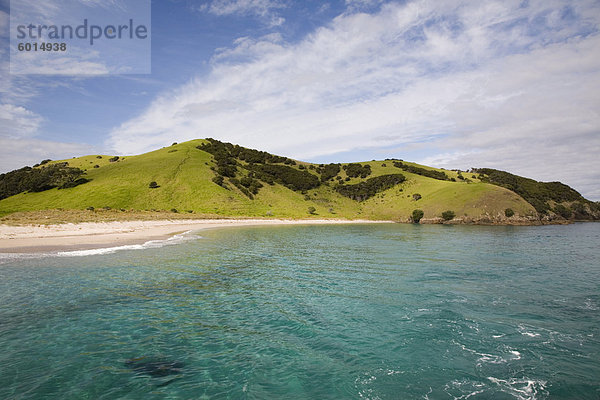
554;204;572;219
411;209;424;223
442;210;455;221
335;174;405;201
343;163;372;178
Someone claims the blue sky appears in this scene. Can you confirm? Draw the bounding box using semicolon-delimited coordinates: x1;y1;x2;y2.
1;0;599;199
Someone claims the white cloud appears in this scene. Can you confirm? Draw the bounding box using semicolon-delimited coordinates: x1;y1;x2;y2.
200;0;285;16
0;138;96;172
109;0;600;199
197;0;287;26
345;0;385;12
77;0;127;12
9;51;111;75
0;104;44;138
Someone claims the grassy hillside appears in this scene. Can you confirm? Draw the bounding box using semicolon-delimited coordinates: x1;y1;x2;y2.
1;138;588;224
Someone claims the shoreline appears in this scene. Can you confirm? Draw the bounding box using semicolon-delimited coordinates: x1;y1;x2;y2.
0;219;391;254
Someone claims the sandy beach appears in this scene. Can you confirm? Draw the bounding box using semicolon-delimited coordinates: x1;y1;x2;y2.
0;219;390;253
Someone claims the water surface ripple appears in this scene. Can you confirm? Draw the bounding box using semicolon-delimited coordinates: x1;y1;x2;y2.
0;223;598;399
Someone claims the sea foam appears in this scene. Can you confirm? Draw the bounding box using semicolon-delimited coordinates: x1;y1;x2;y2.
0;231;200;262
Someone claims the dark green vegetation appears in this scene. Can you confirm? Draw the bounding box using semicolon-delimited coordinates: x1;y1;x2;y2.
336;174;406;201
505;208;515;218
0;163;89;200
411;209;424;223
248;164;319;192
197;138;316;197
554;204;572;219
198;139;292;166
442;210;456;221
393;161;449;181
0;138;597;223
318;163;341;182
343;163;372;178
32;159;52;168
473;168;598;218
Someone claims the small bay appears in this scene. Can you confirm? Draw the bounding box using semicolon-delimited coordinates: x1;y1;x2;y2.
0;223;598;399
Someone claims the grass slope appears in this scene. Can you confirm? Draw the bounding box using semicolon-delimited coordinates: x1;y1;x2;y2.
0;139;536;221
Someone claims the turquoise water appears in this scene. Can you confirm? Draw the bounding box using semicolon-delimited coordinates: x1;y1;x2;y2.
0;223;599;399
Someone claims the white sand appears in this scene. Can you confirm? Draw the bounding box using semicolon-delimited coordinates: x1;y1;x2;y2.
0;219;391;253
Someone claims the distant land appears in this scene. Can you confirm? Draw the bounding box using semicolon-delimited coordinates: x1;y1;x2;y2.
0;139;598;225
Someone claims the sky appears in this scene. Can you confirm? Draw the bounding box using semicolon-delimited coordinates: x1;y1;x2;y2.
1;0;599;200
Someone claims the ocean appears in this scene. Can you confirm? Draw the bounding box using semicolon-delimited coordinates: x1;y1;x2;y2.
0;223;598;399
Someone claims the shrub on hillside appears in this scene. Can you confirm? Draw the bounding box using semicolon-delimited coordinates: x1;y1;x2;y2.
412;209;424;223
60;177;91;189
216;162;237;178
472;168;584;214
504;208;515;217
248;164;320;191
230;178;254;199
308;206;316;215
149;181;159;189
212;175;225;187
393;161;449;181
320;163;341;182
442;210;455;220
239;176;253;187
343;163;372;178
554;204;572;219
109;156;119;162
336;174;405;201
412;193;422;201
0;164;90;200
240;176;263;194
197;140;238;177
570;202;589;218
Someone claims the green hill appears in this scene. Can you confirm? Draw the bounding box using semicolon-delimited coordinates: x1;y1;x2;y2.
0;139;597;224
